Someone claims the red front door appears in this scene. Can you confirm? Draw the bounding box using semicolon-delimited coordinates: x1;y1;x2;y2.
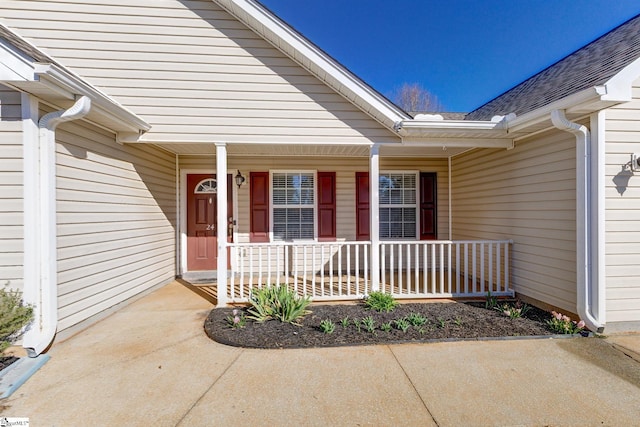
186;174;232;271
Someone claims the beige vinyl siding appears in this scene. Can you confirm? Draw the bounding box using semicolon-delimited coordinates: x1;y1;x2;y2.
603;84;640;324
55;118;176;331
0;85;24;290
180;156;450;242
452;131;577;312
1;0;399;145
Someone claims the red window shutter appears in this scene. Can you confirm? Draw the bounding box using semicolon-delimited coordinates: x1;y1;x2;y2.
250;172;269;242
355;172;370;241
317;172;336;241
420;172;437;240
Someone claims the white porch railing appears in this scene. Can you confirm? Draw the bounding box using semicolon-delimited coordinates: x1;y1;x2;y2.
229;241;370;302
227;240;513;303
378;240;513;298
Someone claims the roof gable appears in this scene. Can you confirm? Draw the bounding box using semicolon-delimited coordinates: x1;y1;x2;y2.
467;13;640;121
213;0;410;129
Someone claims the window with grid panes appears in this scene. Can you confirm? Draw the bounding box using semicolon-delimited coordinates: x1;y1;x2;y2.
272;172;315;240
379;172;417;239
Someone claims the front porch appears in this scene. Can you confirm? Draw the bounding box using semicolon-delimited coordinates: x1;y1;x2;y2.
169;123;518;307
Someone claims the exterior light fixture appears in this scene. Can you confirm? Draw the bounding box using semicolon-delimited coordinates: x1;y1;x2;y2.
235;170;246;188
632;154;640;172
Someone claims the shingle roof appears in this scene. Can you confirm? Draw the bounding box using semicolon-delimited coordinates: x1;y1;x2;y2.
0;23;56;64
466;13;640;121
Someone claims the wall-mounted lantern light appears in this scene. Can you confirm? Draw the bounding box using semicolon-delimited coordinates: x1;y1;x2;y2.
631;154;640;172
235;170;246;188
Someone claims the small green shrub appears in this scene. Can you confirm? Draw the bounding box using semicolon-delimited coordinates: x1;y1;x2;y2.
364;291;397;313
247;284;311;325
361;316;376;333
340;316;350;328
380;321;393;332
319;319;336;334
436;318;446;328
0;286;34;353
407;312;427;327
353;318;362;333
394;317;411;332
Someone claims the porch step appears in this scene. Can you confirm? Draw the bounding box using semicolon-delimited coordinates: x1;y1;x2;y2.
180;271;217;285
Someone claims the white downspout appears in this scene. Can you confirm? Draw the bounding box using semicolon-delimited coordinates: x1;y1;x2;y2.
591;111;606;326
550;109;605;332
23;96;92;357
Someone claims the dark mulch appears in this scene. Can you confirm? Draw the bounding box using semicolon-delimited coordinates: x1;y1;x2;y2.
205;301;555;349
0;356;19;371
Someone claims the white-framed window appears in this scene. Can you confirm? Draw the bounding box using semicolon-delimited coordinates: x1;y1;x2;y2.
379;171;418;239
271;171;316;240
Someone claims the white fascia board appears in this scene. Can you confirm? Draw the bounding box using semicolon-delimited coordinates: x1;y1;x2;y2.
33;63;150;134
214;0;410;128
401;137;514;149
0;38;36;81
397;119;505;136
397;119;514;149
601;56;640;101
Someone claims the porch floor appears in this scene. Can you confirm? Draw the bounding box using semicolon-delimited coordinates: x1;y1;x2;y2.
185;271;512;302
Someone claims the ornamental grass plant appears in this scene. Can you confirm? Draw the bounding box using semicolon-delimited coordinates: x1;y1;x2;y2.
247;284;312;326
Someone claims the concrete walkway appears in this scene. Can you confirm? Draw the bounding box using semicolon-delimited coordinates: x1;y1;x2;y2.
2;281;640;426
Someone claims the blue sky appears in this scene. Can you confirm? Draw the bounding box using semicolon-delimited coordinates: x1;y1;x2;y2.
259;0;640;112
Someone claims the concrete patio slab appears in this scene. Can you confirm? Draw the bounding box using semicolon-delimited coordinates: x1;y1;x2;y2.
1;281;639;427
390;338;640;426
178;346;437;426
607;333;640;363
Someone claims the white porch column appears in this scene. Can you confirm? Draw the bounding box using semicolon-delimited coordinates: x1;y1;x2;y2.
369;144;380;292
215;143;228;307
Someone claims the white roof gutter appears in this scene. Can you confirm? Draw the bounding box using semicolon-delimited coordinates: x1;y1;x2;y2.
507;83;632;135
550;109;605;333
33;63;150;138
23;96;92;357
395;119;507;135
0;24;149;139
393;114;515;149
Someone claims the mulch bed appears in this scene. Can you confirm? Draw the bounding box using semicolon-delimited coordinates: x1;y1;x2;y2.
205;301;555;349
